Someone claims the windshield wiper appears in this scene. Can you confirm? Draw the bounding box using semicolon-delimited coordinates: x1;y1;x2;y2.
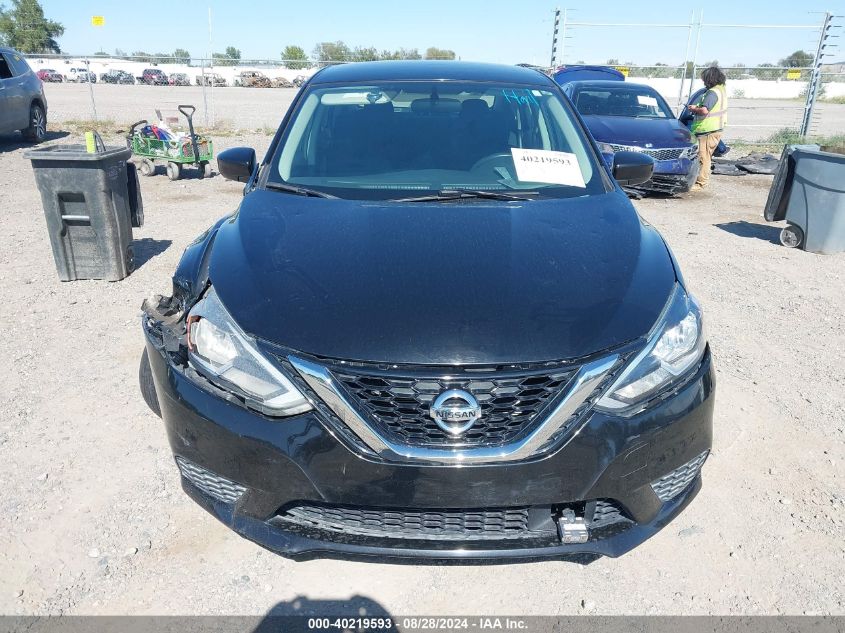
393;189;539;203
264;182;338;198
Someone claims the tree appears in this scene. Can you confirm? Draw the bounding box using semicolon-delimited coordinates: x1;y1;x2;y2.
380;47;421;60
281;45;308;69
425;47;456;60
0;0;63;53
173;48;191;65
353;46;379;62
606;58;620;65
93;49;107;57
114;48;127;57
779;50;813;68
313;41;351;63
213;46;241;66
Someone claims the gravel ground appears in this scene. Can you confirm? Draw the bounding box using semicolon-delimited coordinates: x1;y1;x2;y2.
40;82;845;142
0;121;843;618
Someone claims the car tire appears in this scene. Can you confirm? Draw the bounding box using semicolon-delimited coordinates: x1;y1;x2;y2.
779;224;804;249
139;348;162;418
22;103;47;143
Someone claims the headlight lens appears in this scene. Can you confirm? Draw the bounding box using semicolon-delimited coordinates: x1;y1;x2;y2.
681;144;699;159
596;285;706;414
186;286;312;416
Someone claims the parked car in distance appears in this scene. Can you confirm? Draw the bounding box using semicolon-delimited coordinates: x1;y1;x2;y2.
562;80;699;194
36;68;63;82
195;72;227;87
140;68;168;85
100;69;135;84
168;72;190;86
140;61;714;563
66;67;96;83
0;46;48;142
235;70;271;87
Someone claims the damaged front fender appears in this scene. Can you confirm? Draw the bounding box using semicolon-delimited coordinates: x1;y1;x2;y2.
141;213;234;356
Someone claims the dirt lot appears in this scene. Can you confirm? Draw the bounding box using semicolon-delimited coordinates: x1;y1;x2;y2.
41;82;845;142
0;119;843;617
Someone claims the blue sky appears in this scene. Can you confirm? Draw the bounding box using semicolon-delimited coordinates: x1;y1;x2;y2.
41;0;837;66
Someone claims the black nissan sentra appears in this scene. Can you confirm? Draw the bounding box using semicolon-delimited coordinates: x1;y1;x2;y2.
140;61;714;563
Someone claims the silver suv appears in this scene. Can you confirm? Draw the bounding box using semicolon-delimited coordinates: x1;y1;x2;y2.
0;47;48;142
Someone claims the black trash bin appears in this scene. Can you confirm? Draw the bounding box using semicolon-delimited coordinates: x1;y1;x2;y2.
25;144;137;281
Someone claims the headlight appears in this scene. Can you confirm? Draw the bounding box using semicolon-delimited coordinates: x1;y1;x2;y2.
596;285;706;414
681;144;699;159
597;142;616;154
186;286;312;417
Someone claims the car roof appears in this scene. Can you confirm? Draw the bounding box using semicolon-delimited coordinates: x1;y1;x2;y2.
309;61;554;86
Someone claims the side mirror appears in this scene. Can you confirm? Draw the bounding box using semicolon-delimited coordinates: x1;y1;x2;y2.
612;151;655;187
217;147;257;183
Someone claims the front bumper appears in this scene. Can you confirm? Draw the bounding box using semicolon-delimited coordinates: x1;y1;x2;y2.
144;330;715;563
603;153;700;195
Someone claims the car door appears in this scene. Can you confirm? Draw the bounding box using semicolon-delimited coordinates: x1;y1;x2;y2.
0;53;28;132
4;52;36;131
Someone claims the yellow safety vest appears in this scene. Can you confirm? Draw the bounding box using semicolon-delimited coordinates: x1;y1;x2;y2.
691;84;728;135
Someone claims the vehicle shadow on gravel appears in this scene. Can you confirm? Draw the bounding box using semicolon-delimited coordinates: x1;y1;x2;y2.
133;238;172;270
0;131;71;154
714;220;781;245
254;595;393;631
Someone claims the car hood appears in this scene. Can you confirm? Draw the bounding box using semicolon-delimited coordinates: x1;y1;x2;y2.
584;115;693;148
209;190;676;365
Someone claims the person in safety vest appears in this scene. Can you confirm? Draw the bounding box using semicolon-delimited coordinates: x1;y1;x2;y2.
688;66;728;191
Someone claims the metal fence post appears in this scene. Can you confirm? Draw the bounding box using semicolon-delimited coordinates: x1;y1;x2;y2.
550;8;560;68
800;12;834;137
84;59;98;121
676;10;696;109
201;59;209;127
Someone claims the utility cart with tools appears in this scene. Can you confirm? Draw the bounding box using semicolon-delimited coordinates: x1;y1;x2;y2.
127;105;213;180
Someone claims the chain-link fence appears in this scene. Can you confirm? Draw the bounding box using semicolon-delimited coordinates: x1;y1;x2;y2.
23;53;325;127
552;11;842;146
23;51;845;142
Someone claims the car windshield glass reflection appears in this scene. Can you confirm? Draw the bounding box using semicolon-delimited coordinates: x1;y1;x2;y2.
574;87;673;119
268;81;608;200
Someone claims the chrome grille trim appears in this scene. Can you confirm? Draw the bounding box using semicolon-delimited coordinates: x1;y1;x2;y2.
610;144;695;161
289;354;619;465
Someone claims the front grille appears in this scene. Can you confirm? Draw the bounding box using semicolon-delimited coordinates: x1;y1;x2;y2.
651;450;709;501
610;145;693;161
175;456;246;504
275;499;629;543
333;364;579;448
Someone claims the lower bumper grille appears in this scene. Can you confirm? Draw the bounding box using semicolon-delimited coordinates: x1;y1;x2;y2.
634;173;696;195
274;500;630;543
175;456;246;504
651;450;709;501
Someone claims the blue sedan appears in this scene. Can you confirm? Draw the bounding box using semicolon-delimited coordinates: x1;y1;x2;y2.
561;80;699;194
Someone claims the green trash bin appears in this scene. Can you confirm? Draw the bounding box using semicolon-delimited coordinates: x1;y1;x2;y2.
25;144;136;281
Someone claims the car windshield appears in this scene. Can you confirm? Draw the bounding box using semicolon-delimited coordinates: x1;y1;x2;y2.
268;80;607;200
573;86;674;119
